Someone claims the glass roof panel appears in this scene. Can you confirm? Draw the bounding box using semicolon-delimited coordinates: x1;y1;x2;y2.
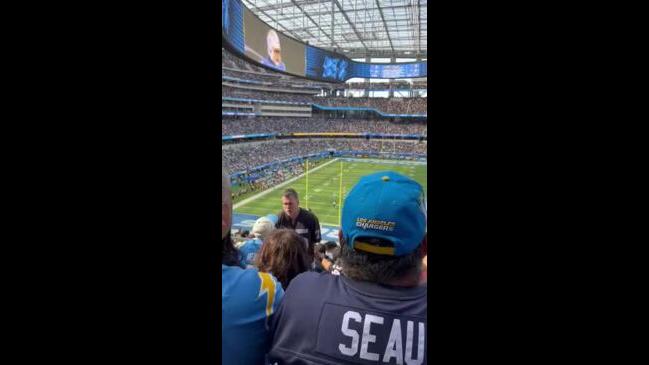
240;0;427;58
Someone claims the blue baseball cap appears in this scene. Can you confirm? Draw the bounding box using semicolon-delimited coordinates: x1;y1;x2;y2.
341;171;427;256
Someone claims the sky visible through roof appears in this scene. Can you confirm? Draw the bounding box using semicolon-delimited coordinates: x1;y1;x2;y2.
240;0;427;58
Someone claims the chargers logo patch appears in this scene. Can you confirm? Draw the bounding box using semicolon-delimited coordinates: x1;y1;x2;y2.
258;272;277;318
356;218;396;232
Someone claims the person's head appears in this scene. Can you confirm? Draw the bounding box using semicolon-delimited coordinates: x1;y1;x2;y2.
338;171;427;286
315;241;340;262
321;241;340;261
251;216;275;240
281;188;300;220
315;241;341;272
266;30;282;65
255;229;310;290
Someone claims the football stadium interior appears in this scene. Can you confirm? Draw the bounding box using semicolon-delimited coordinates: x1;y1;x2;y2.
222;0;427;243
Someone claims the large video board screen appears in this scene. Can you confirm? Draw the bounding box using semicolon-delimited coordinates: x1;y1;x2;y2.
353;62;428;79
305;46;350;82
222;0;244;53
222;0;427;81
242;6;305;76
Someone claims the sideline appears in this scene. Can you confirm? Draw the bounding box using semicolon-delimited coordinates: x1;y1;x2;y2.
233;212;341;243
340;157;427;166
233;158;339;210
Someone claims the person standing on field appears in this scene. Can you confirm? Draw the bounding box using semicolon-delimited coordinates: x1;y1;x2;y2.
275;188;321;267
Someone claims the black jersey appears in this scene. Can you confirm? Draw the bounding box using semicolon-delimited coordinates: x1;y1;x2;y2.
268;272;427;365
276;207;321;248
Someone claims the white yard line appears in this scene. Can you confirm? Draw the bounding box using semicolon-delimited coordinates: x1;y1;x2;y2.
233;158;340;210
320;222;340;227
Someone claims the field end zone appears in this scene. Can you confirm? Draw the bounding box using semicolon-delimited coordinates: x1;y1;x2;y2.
233;157;426;228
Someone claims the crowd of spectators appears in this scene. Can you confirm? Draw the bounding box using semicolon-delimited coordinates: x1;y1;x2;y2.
222;67;280;82
315;96;427;114
222;117;426;135
231;160;307;199
222;138;426;174
222;45;428;365
223;140;329;174
222;166;428;364
222;48;267;73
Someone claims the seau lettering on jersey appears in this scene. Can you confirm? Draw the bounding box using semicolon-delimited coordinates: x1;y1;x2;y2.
315;303;426;365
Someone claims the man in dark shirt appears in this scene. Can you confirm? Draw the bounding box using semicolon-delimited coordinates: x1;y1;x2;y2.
275;188;321;266
268;172;427;365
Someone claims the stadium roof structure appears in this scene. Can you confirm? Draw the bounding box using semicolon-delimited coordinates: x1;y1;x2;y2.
240;0;427;59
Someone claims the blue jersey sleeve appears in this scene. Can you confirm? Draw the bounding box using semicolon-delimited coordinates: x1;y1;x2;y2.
222;266;284;365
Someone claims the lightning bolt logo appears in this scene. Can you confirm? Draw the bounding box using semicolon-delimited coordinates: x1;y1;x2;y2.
258;272;276;318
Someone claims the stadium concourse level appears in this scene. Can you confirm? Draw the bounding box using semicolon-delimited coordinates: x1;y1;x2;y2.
222;48;427;91
222;85;315;103
222;138;426;176
222;85;427;114
222;117;426;136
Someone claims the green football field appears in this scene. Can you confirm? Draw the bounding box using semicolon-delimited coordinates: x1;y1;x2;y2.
233;158;427;226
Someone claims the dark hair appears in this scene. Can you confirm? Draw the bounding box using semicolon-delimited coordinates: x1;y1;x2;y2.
255;229;310;290
337;236;422;285
222;232;242;267
323;241;339;251
282;188;299;202
317;241;340;262
315;243;327;256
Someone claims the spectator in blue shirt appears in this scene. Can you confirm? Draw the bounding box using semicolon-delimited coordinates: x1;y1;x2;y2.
239;215;276;268
222;167;284;365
